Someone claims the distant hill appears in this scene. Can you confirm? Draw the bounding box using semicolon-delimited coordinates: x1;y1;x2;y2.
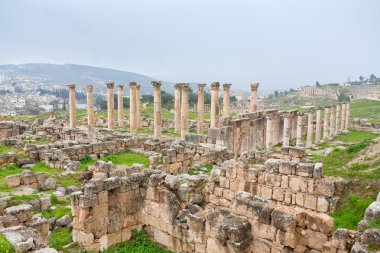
0;63;175;94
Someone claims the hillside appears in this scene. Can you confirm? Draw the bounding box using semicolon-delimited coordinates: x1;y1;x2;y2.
0;63;174;94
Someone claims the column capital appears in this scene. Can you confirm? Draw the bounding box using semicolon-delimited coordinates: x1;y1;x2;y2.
68;84;76;89
324;105;330;109
135;84;140;90
307;107;315;113
152;81;162;89
211;82;220;90
118;85;124;90
223;83;232;91
297;111;304;116
174;83;182;89
129;81;137;87
181;83;190;92
283;112;292;118
316;106;322;110
106;82;114;89
251;83;259;91
86;85;93;92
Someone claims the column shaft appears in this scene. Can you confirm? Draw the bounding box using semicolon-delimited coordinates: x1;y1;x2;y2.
210;82;220;128
118;85;124;127
152;81;162;137
315;107;322;145
306;109;314;148
68;84;76;129
174;84;181;133
345;103;351;130
340;103;346;132
197;84;206;133
86;85;94;132
136;84;141;129
181;83;189;140
129;82;137;134
266;115;273;151
296;112;304;147
107;82;115;129
329;105;336;137
323;106;330;140
250;83;259;112
335;104;341;135
223;83;231;117
282;114;291;147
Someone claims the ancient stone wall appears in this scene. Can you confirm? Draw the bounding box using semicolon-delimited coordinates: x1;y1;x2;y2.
71;149;348;253
0;121;28;138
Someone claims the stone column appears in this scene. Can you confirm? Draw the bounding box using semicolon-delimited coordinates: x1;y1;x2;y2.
136;84;141;129
223;83;231;117
340;102;346;132
250;83;259;112
335;103;341;135
129;82;137;134
306;108;314;148
315;106;322;145
68;84;76;129
210;82;220;128
106;82;115;129
345;102;351;130
197;84;206;134
323;106;330;140
282;113;291;147
296;112;304;147
152;81;162;137
174;83;181;133
329;104;336;137
181;83;189;140
117;85;124;127
266;114;273;151
86;85;94;132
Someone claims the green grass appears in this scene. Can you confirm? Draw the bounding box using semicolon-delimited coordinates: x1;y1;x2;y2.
331;195;374;230
48;227;73;251
41;205;71;220
322;139;380;179
349;163;371;171
79;150;150;171
0;165;23;192
189;164;213;175
351;99;380;120
0;145;12;155
103;151;150;168
333;130;378;143
6;194;40;207
103;230;172;253
0;234;14;253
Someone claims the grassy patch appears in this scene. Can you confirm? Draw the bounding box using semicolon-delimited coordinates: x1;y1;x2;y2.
0;145;12;155
48;227;73;251
351;99;380;121
331;194;374;230
349;163;371;171
321;139;380;179
334;130;378;143
0;234;14;253
103;151;150;168
0;165;23;192
41;205;71;220
189;164;213;175
103;230;172;253
7;194;40;207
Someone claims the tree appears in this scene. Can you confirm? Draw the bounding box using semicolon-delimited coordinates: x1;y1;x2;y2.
338;93;350;102
274;90;279;98
359;76;365;81
370;74;377;82
316;81;321;86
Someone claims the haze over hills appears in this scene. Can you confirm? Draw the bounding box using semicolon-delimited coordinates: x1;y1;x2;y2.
0;63;178;94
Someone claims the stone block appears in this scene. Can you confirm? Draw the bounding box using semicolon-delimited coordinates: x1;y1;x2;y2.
6;175;21;187
317;197;330;213
289;177;300;192
314;179;335;197
304;194;317;210
295;163;314;177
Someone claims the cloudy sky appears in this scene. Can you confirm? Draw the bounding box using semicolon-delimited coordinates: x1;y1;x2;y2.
0;0;379;91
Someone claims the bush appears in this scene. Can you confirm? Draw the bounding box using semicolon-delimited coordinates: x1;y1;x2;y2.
347;139;372;153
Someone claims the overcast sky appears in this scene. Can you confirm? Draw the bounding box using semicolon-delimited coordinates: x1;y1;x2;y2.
0;0;379;91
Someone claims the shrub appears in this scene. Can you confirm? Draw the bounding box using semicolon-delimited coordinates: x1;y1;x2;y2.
347;139;372;153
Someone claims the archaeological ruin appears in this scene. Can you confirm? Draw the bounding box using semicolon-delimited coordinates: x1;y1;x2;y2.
1;81;380;253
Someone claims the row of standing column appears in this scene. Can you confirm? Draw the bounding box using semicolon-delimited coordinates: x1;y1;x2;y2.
68;83;141;133
275;103;351;150
68;81;261;139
